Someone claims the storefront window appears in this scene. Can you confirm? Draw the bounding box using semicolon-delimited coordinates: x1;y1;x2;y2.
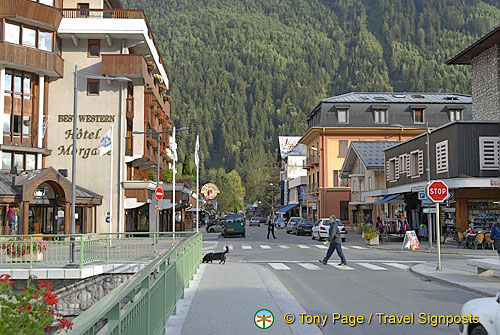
138;207;149;231
467;200;500;231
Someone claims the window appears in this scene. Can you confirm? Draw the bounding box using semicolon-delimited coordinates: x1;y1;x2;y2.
479;137;500;170
340;201;349;221
22;27;36;47
1;152;37;171
399;154;407;174
410;150;424;177
339;140;348;157
360;180;364;192
387;158;396;182
340;178;349;187
88;39;100;57
38;31;53;51
413;108;424;124
3;71;34;138
358;162;365;174
26;154;36;170
436;140;448;173
449;109;463;121
5;23;20;44
3;21;54;52
352;180;356;192
374;109;387;123
368;176;372;190
87;79;99;95
337;108;348;123
30;0;55;5
1;152;11;170
78;3;90;17
333;170;339;187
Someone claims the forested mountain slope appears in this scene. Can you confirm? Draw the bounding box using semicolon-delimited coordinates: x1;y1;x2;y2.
122;0;500;202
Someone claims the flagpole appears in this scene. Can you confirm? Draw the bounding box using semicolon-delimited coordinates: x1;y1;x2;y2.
196;135;199;233
109;125;113;236
172;126;176;245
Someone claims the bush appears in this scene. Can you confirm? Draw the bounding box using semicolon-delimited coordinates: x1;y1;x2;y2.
363;224;380;240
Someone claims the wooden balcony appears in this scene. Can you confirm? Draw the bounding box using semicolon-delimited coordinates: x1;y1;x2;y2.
0;41;63;77
1;0;63;30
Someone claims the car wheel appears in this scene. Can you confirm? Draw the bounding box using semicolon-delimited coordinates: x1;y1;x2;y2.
242;233;246;237
342;238;346;242
318;236;323;241
312;234;315;240
470;325;487;335
209;228;215;233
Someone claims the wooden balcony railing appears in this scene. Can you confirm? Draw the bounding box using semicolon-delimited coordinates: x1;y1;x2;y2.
1;0;63;30
0;41;63;77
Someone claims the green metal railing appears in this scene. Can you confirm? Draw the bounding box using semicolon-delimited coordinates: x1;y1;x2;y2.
0;232;196;269
68;232;202;335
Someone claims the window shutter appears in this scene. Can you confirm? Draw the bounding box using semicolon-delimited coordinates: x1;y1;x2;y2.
386;161;390;181
406;154;411;177
395;157;399;179
436;140;448;173
480;137;500;170
418;150;424;175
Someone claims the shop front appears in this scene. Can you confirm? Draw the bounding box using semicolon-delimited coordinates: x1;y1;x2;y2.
455;188;500;232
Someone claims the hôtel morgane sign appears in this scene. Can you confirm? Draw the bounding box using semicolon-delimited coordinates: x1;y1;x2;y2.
56;114;115;159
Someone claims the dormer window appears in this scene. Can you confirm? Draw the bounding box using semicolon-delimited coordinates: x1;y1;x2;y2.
449;109;463;121
337;108;348;124
413;108;424;124
374;109;387;123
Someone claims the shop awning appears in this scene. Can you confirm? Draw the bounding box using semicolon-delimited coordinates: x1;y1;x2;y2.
124;198;146;209
276;203;298;215
375;194;401;204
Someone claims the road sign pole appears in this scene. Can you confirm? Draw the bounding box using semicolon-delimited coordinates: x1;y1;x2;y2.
436;202;442;271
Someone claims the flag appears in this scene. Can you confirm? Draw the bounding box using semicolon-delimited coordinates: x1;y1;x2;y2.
171;139;178;162
194;135;200;167
97;127;112;156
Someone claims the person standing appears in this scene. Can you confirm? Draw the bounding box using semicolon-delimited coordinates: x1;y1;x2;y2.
267;219;276;239
490;217;500;260
319;215;346;266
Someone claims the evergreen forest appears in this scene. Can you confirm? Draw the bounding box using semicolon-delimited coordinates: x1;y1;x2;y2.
122;0;500;205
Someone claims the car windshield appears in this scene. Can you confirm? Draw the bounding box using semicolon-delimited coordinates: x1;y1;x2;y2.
303;220;314;225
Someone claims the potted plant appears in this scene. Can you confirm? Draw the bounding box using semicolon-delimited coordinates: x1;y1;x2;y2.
153;74;163;84
363;224;380;246
1;240;48;262
159;85;166;94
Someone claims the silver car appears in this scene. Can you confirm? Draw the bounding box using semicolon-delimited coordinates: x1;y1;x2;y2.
312;219;346;242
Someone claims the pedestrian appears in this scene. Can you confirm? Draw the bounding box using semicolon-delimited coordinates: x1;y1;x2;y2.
319;215;346;266
267;219;276;239
490;217;500;260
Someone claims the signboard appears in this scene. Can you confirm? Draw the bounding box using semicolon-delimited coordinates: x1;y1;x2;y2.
105;211;111;223
201;183;220;200
423;208;436;214
278;136;301;157
155;187;164;201
418;192;427;200
426;180;449;203
402;230;420;250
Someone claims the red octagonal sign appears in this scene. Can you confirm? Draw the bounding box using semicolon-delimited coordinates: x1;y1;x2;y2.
426;180;448;203
155;187;164;201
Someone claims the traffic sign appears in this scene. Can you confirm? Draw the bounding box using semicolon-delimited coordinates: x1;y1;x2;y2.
418;192;427;200
155;187;164;201
425;180;449;203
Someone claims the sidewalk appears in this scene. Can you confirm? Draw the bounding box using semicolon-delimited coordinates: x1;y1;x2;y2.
165;261;322;335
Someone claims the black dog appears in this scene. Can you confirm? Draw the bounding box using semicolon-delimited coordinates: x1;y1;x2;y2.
202;246;229;264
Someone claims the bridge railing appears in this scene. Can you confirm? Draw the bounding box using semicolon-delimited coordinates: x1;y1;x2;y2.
0;232;196;269
68;232;202;335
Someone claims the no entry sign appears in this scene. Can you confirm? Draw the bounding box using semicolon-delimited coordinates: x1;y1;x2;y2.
155;187;164;201
426;180;448;203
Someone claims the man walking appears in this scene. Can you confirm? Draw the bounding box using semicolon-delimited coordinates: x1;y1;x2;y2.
491;217;500;260
267;219;276;239
319;215;346;266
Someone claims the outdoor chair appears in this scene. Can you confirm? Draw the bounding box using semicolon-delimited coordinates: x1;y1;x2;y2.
474;233;484;249
457;231;464;248
484;234;493;249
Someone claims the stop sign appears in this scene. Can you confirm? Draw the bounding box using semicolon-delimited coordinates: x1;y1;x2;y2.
426;180;449;203
155;187;164;201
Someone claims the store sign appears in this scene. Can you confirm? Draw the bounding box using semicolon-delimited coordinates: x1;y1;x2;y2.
201;183;220;200
402;230;420;250
278;136;301;157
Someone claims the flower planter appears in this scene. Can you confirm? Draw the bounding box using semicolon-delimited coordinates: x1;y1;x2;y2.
365;236;379;246
6;252;44;263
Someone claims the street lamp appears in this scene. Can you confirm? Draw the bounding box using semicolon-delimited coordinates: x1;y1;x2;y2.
132;126;188;236
269;182;274;220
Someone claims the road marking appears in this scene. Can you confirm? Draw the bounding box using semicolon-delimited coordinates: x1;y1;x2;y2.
241;245;252;250
268;263;291;270
298;263;322;270
349;246;368;250
357;263;388;271
279;245;291;249
297;245;310;249
260;245;272;249
329;264;355;271
314;245;328;249
382;262;409;270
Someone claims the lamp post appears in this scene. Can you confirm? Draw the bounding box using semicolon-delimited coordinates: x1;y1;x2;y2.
132;127;187;236
269;182;274;221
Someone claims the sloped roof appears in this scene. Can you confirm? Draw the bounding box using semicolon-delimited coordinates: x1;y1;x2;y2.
322;92;471;104
352;141;401;168
446;25;500;65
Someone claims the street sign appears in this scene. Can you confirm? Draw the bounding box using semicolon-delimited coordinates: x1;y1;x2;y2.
106;217;111;223
155;187;164;201
425;180;449;203
423;208;436;214
418;192;427;200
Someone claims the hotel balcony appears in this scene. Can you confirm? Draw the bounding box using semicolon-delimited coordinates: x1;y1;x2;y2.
0;41;63;77
1;0;63;31
304;154;319;168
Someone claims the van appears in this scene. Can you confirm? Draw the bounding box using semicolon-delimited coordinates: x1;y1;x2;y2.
223;214;246;237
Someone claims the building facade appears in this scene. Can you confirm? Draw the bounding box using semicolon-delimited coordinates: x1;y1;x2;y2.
299;92;473;224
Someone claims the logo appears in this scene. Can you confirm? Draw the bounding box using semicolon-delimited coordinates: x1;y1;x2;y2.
201;183;220;200
254;309;274;329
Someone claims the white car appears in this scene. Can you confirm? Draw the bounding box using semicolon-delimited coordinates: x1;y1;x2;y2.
312;218;346;242
459;293;500;335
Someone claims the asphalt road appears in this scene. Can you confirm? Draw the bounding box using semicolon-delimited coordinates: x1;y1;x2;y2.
205;223;481;335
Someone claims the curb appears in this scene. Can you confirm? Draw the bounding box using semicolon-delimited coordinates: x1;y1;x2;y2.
409;264;497;297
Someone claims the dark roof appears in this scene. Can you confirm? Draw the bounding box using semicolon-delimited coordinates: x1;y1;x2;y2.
446;25;500;65
0;173;18;196
352;141;401;168
321;92;471;104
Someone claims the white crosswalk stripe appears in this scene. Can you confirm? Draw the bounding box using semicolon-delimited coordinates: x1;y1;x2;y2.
269;263;291;270
350;246;368;250
279;245;291;249
314;245;328;249
357;263;388;271
260;245;272;249
329;264;356;271
241;245;252;250
382;262;409;270
297;245;310;249
298;263;322;270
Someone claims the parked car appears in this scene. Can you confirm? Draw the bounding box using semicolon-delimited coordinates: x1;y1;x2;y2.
222;214;246;237
293;219;314;235
206;217;224;233
249;217;262;226
459;292;499;335
286;217;301;233
312;218;346;242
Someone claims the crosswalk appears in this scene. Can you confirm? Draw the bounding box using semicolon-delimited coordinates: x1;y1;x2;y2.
227;244;369;250
265;261;414;272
